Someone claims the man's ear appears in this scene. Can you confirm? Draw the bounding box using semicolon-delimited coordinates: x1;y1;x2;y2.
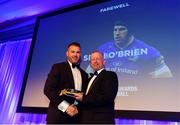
103;60;106;65
66;51;68;57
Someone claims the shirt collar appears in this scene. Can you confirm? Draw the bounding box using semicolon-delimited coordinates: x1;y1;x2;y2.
96;68;104;75
67;60;73;68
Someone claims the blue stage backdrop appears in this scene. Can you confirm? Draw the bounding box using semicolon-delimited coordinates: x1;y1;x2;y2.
16;0;180;121
0;39;179;124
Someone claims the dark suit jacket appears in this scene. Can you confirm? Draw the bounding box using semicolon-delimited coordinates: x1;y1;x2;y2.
81;69;118;124
44;61;88;124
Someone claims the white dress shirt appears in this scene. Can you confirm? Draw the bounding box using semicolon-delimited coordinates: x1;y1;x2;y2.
69;61;82;91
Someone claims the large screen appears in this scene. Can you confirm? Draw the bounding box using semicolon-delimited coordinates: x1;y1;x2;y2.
18;0;180;121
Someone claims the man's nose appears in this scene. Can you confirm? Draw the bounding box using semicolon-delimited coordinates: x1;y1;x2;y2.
74;53;78;55
115;32;120;36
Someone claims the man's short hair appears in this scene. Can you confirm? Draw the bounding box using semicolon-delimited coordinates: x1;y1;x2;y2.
67;42;81;49
91;50;104;58
114;21;127;28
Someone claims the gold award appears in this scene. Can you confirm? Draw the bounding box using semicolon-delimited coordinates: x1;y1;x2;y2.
59;88;83;97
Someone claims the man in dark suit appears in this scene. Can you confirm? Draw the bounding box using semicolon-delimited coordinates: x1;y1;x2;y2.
44;42;88;124
74;50;118;124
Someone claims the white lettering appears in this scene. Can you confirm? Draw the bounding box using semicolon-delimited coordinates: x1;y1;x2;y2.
83;48;148;61
100;2;130;13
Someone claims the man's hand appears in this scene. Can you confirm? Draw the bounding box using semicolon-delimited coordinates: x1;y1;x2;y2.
66;104;78;117
74;93;83;101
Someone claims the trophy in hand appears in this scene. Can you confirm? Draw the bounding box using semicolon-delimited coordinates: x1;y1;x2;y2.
59;88;83;97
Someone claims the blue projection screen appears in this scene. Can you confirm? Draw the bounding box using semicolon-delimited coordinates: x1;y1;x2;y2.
18;0;180;121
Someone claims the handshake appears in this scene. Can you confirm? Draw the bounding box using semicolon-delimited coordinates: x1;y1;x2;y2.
66;104;78;117
60;89;83;117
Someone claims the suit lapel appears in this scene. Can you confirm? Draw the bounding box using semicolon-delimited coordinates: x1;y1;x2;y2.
65;61;75;88
88;69;105;94
79;69;86;91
